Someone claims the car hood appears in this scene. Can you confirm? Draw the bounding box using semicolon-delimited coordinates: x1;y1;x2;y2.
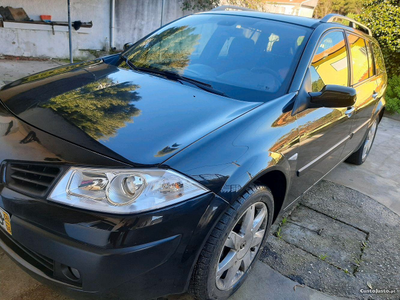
0;60;261;165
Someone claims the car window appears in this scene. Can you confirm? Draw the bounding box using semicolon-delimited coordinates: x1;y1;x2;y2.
347;33;369;84
218;37;235;57
190;23;218;58
121;14;311;102
366;41;375;77
372;42;386;75
310;31;349;92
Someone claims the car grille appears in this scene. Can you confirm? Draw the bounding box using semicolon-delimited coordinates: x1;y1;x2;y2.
5;161;64;197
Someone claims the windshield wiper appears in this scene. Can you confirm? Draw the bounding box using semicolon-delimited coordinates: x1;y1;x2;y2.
124;64;227;97
122;55;138;71
175;74;227;97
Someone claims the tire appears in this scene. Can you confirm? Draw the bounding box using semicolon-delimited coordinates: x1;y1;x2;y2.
190;184;274;300
346;118;379;165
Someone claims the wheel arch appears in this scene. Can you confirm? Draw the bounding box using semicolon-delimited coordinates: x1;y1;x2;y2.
253;169;287;222
218;152;291;223
374;97;386;123
378;106;385;123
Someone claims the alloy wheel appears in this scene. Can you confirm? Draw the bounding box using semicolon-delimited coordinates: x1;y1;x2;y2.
362;120;378;161
216;202;268;291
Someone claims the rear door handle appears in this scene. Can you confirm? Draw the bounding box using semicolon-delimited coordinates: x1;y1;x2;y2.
345;106;355;118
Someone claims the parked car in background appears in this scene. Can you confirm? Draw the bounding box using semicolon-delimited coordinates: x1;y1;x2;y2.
0;6;386;300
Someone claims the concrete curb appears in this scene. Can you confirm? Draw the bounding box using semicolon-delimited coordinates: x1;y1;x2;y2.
230;261;346;300
384;112;400;122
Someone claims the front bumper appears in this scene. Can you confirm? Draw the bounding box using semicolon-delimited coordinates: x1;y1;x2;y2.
0;187;228;299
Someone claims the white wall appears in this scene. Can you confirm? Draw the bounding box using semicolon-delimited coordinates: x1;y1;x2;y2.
0;0;198;59
0;0;110;59
114;0;196;50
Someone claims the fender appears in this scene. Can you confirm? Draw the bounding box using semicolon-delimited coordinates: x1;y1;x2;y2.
164;92;300;209
218;151;292;205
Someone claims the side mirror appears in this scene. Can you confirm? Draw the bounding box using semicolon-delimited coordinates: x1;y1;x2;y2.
309;85;357;108
123;42;134;52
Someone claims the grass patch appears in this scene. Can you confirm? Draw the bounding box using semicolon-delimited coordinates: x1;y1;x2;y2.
276;227;282;239
319;254;328;261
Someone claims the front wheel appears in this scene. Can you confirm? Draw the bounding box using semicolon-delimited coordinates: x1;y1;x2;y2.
190;184;274;300
346;118;379;165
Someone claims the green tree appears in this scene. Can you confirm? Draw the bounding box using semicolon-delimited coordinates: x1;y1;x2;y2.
314;0;362;18
354;0;400;77
385;75;400;113
182;0;219;10
127;26;200;73
43;78;142;140
182;0;267;11
314;0;333;18
332;0;362;15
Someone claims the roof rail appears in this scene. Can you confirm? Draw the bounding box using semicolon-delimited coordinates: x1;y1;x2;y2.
211;5;256;12
320;14;372;36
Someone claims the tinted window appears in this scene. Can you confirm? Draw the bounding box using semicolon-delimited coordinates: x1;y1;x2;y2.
367;41;375;77
310;31;349;92
121;15;311;102
347;34;369;84
372;42;386;74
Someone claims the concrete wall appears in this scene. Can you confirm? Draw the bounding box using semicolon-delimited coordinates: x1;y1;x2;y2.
114;0;196;50
263;4;315;17
0;0;111;59
0;0;196;59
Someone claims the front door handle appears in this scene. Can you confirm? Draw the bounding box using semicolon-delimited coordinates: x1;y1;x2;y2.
372;91;378;99
345;106;356;118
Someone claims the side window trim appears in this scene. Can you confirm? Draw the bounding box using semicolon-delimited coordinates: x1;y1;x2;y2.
344;30;352;87
345;31;354;86
345;30;377;87
367;41;376;77
371;40;385;76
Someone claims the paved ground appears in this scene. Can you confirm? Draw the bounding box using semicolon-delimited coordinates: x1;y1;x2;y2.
263;181;400;300
0;59;399;300
0;58;63;87
326;117;400;216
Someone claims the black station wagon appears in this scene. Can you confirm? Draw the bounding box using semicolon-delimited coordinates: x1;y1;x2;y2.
0;6;386;300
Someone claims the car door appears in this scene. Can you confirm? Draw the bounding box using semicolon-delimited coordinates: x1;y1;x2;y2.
342;33;379;156
290;30;354;198
371;41;387;102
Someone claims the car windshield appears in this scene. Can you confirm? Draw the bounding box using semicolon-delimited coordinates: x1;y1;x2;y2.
120;14;311;102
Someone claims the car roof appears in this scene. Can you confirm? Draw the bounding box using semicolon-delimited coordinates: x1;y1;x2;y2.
200;10;321;28
200;11;374;39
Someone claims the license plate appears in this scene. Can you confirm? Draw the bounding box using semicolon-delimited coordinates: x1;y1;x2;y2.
0;207;12;235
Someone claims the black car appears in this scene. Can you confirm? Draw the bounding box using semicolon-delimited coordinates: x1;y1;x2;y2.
0;7;386;300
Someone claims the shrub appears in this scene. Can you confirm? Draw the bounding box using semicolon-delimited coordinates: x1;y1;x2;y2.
386;76;400;114
355;0;400;78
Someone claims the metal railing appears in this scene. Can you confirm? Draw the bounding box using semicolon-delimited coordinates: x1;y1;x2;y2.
320;14;372;36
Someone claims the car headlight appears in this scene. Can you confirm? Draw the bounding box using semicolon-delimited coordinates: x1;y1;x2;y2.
48;167;209;214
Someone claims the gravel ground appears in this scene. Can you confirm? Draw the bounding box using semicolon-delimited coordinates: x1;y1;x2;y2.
262;180;400;300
